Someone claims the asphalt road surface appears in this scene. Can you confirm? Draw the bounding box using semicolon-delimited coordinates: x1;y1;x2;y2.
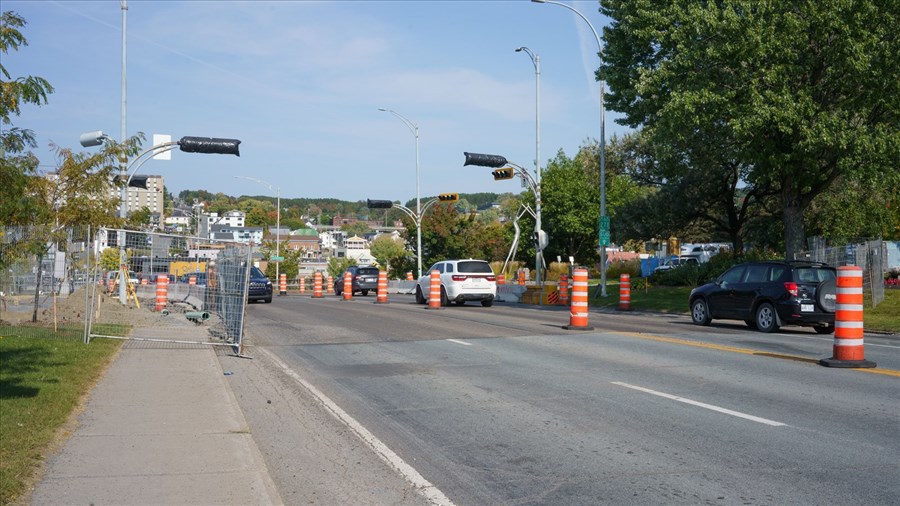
224;293;900;505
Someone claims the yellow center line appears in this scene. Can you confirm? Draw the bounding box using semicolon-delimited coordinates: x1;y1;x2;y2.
611;331;900;377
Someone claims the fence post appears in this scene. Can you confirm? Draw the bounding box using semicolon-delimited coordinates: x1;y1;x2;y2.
563;268;593;330
820;265;876;368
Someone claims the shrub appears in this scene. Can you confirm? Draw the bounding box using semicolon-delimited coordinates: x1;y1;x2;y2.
606;259;642;279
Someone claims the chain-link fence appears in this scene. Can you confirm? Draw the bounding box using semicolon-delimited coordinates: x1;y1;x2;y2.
1;226;251;352
793;238;886;308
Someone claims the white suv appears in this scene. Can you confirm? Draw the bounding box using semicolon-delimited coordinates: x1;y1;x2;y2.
415;259;497;307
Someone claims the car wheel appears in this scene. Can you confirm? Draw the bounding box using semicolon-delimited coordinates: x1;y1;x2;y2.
440;287;449;307
814;324;835;334
415;286;426;304
361;290;369;296
264;297;272;304
755;302;779;333
481;299;493;307
690;298;711;326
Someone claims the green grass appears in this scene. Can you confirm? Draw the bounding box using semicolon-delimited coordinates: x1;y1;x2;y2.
0;326;123;505
588;283;900;334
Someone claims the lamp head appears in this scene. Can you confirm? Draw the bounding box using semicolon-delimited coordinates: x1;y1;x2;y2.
515;47;524;52
378;108;388;112
79;130;109;147
531;0;547;3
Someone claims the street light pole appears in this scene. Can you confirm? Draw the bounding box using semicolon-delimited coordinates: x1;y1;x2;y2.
379;108;422;278
516;46;543;287
234;176;280;290
532;0;608;297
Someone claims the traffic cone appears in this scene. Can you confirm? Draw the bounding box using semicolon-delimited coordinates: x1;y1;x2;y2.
342;271;353;301
312;272;324;298
426;270;443;310
375;270;388;304
618;273;632;311
820;266;876;368
563;268;593;330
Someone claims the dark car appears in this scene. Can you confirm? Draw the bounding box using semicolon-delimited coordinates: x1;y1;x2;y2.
334;265;379;296
248;266;272;303
689;261;836;333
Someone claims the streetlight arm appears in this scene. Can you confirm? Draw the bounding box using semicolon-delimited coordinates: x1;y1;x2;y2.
532;0;602;53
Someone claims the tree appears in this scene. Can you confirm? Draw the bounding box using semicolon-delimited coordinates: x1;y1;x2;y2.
341;221;371;238
370;235;409;278
600;0;899;258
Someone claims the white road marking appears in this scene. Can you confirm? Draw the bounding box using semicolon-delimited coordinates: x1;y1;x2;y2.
446;339;472;346
611;381;787;427
259;348;456;506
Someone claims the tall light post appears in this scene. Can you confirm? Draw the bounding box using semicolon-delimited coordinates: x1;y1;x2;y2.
81;132;241;303
234;176;280;291
378;108;422;278
515;46;543;285
532;0;608;297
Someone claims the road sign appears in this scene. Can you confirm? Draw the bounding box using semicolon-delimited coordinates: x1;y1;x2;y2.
270;256;284;262
599;215;611;247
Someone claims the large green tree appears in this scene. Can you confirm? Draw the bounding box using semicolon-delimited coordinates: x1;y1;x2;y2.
600;0;899;258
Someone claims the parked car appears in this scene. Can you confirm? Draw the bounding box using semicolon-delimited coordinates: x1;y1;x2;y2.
334;265;379;296
655;256;699;272
415;259;497;307
689;261;836;333
248;266;272;303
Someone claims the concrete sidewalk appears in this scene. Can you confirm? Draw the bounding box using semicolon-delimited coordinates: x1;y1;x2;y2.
29;328;282;505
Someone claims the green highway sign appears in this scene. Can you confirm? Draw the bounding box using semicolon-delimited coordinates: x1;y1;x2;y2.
599;215;611;246
270;256;285;262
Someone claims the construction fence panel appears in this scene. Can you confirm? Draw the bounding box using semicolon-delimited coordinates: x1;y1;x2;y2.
794;239;887;309
86;228;251;350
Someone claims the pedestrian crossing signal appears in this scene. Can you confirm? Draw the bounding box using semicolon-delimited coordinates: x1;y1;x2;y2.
492;168;515;180
438;193;459;202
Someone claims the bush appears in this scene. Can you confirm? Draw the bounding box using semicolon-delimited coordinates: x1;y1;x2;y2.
650;250;783;287
606;260;642;280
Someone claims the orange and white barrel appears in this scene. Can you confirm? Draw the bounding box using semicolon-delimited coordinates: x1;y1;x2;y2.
326;274;333;294
155;274;168;311
299;277;306;294
312;272;324;298
518;270;526;286
618;273;631;311
497;273;505;285
279;273;287;295
406;272;414;281
426;270;442;310
376;270;388;304
820;266;875;368
342;271;353;300
558;274;569;306
563;268;593;330
140;278;147;286
189;275;196;286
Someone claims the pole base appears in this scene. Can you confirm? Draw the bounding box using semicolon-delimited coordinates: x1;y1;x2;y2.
563;325;594;331
819;357;877;368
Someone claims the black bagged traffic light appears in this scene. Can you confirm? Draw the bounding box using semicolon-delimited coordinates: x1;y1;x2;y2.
463;152;508;168
178;136;241;156
491;168;515;180
367;199;394;209
438;193;459;202
113;174;149;189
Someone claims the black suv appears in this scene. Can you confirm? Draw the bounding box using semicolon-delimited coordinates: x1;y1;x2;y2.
333;265;379;296
689;261;836;333
248;266;272;303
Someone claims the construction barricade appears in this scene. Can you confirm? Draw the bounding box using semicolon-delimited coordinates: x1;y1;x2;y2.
820;266;876;368
563;268;593;330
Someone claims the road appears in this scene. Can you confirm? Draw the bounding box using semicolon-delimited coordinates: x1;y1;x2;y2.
223;293;900;505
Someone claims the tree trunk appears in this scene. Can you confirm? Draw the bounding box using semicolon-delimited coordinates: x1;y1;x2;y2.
782;193;806;261
32;253;44;323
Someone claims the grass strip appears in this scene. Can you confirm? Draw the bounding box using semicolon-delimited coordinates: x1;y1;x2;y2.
0;326;123;504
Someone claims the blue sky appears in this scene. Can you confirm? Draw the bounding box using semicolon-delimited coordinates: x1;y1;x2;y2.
7;0;630;203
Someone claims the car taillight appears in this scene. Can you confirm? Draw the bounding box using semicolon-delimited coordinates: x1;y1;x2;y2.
486;275;495;282
784;281;798;297
452;275;467;281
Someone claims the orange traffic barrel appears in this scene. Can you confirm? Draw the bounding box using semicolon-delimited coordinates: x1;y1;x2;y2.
279;273;287;295
375;270;388;304
618;273;632;311
518;270;526;285
558;274;569;306
342;271;353;300
563;268;593;330
326;274;333;293
497;273;505;285
426;269;443;310
155;274;168;311
299;277;306;294
189;275;196;286
820;266;875;368
140;278;147;286
312;272;324;298
406;272;414;281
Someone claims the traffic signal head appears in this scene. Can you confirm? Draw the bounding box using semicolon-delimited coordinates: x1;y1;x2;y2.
113;174;149;189
367;199;393;209
463;152;508;168
178;136;241;156
491;167;515;180
438;193;459;202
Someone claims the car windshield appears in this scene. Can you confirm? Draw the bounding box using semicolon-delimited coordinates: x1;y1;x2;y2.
250;267;266;278
794;267;835;283
457;261;492;273
358;267;379;276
